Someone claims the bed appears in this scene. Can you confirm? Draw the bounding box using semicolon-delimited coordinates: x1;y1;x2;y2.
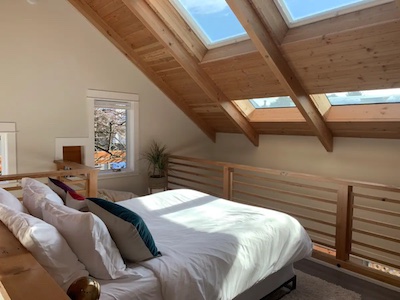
0;163;312;300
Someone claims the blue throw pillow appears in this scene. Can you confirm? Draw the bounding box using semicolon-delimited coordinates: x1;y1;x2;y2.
86;197;160;262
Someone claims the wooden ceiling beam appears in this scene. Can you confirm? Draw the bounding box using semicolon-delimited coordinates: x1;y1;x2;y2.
144;0;207;62
250;0;288;44
67;0;216;142
122;0;259;146
228;0;333;152
310;94;331;116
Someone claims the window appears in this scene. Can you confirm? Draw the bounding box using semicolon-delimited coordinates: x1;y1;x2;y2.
87;90;139;175
248;88;400;109
327;88;400;106
275;0;392;27
170;0;248;48
250;96;295;109
0;123;17;176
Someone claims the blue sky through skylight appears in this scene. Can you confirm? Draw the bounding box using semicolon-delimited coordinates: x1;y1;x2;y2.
277;0;368;22
173;0;246;45
174;0;380;45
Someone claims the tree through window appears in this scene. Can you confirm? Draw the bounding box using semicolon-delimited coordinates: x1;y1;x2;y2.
94;100;130;171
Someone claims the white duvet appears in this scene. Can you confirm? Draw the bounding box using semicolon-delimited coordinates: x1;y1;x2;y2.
118;189;312;300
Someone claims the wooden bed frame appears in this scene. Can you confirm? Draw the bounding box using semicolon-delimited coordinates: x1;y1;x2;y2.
0;161;98;300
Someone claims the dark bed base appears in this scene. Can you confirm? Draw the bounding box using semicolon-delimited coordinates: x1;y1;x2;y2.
261;275;297;300
234;265;297;300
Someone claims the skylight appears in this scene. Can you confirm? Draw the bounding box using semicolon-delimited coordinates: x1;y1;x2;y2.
249;88;400;109
250;97;295;109
170;0;248;48
275;0;393;27
327;88;400;106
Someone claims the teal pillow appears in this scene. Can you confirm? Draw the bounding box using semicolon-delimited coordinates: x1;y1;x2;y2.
86;197;160;262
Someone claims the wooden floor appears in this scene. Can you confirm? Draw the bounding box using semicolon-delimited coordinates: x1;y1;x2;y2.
293;258;400;300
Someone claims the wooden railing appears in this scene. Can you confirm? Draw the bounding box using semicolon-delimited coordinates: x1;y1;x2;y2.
0;160;99;198
168;155;400;287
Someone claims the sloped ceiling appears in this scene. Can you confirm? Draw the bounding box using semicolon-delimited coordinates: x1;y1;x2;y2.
68;0;400;151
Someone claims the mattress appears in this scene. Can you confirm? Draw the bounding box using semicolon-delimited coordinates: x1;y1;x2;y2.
113;189;313;300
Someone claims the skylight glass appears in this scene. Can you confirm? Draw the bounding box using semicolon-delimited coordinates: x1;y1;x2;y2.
250;88;400;109
275;0;391;27
327;88;400;106
171;0;247;47
250;97;295;109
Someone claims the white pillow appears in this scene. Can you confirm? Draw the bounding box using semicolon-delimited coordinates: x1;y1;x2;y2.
0;187;28;213
21;177;63;219
42;201;138;280
0;204;88;291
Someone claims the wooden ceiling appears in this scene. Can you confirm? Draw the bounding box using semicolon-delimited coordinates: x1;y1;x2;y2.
68;0;400;151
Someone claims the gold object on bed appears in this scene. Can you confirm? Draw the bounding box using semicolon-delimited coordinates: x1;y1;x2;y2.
67;277;101;300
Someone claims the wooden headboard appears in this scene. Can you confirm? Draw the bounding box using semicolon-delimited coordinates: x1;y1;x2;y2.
0;161;99;299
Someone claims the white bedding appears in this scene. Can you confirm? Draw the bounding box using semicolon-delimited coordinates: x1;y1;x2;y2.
116;189;312;300
98;266;162;300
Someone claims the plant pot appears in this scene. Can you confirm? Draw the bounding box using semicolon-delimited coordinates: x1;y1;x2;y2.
148;176;168;190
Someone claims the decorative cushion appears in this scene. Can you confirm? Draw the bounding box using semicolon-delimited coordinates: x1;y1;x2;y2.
42;202;135;280
0;204;88;291
21;177;64;219
0;187;28;213
86;197;160;262
65;190;88;211
48;178;74;202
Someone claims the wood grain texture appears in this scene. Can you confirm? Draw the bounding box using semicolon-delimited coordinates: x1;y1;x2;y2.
70;0;400;140
145;0;207;61
227;0;333;151
122;0;259;146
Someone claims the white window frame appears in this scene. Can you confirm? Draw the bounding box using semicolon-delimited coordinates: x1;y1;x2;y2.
274;0;393;28
170;0;249;49
0;123;17;176
87;90;139;177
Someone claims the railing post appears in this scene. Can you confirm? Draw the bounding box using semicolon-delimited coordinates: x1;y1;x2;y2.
336;185;354;261
223;167;234;200
87;170;98;198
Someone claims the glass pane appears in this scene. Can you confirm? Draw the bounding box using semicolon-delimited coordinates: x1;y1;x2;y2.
278;0;366;22
173;0;246;45
250;96;295;108
327;88;400;106
94;108;127;171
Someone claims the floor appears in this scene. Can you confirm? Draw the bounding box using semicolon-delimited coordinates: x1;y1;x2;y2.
289;258;400;300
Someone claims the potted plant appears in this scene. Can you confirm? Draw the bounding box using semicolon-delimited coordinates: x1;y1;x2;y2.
143;141;169;192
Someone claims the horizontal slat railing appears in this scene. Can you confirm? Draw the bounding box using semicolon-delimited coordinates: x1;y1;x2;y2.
0;160;99;198
168;155;400;287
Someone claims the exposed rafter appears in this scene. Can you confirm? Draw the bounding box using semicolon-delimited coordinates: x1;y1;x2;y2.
121;0;259;146
67;0;216;142
228;0;333;152
145;0;207;61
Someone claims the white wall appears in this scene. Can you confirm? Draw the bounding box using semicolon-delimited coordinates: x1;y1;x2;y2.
0;0;214;195
211;134;400;186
